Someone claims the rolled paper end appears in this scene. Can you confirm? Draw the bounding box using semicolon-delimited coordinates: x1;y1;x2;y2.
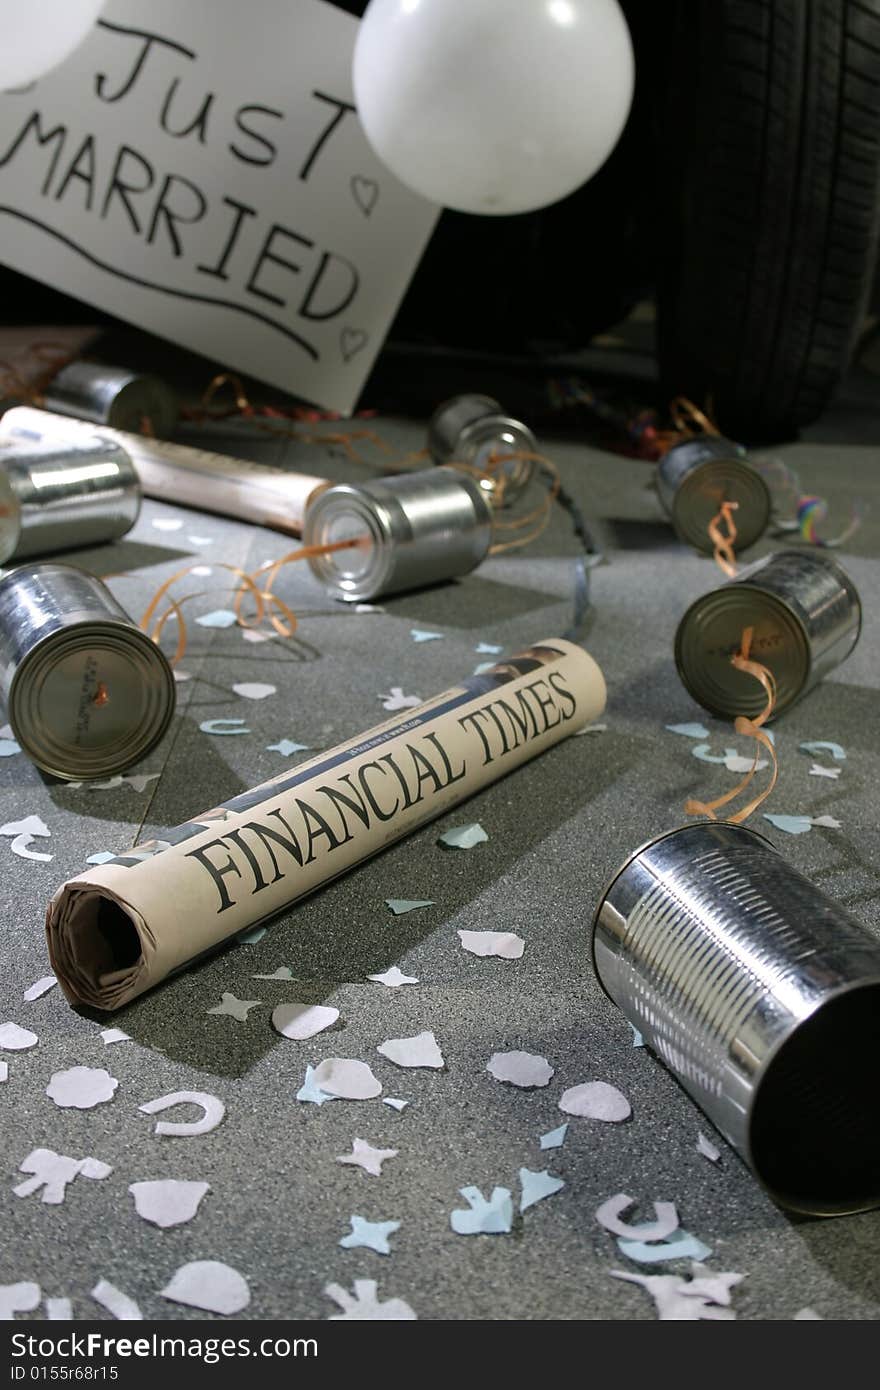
46;883;149;1012
574;647;607;728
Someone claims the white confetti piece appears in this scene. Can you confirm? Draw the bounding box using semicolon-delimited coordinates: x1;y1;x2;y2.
378;1031;444;1070
271;1002;339;1040
763;813;812;835
666;722;710;739
160;1262;250;1316
618;1230;712;1264
0;1023;38;1051
410;629;442;642
45;1299;72;1320
296;1065;335;1105
139;1090;225;1137
91;1281;142;1321
232;682;277;700
379;688;421;711
473;662;495;674
15;1149;112;1204
0;1283;41;1319
0;1062;7;1083
573;721;608;736
340;1215;400;1254
325;1279;416;1320
195;609;237;628
611;1268;740;1321
87;851;116;865
519;1168;565;1212
129;1180;210;1229
46;1067;118;1110
559;1081;631;1122
486;1050;554;1088
0;815;50;838
100;1029;131;1046
336;1138;399;1177
0;738;21;756
450;1186;513;1235
313;1058;382;1100
23;976;56;1002
697;1132;721;1163
367;967;419;988
630;1024;645;1047
799;740;845;761
353;602;383;613
383;1098;409;1112
241;627;277;644
253;966;295;980
266;739;310;756
595;1193;680;1242
683;1266;744;1305
724;752;768;773
200;718;251;736
438;822;488;850
207;992;262;1022
457;929;525;959
152;518;184;532
188;535;213;546
173;670;193;682
539;1123;568;1150
794;1308;822;1320
475;642;502;654
809;763;841;779
385;898;433;915
812;814;842;829
191;565;212;577
10;834;52;862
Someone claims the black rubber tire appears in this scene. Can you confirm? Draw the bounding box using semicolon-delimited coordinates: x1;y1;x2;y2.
657;0;880;441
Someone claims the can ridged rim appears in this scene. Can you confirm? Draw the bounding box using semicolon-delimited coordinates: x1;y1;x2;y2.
670;458;771;553
303;486;392;601
8;619;175;780
455;415;536;503
674;583;811;719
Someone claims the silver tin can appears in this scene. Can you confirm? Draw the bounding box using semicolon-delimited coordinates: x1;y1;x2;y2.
0;563;176;781
45;361;179;438
657;436;771;554
427;393;536;504
675;550;861;720
0;437;141;565
303;465;493;601
592;822;880;1215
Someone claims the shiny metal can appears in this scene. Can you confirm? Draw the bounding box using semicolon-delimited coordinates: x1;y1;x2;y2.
675;550;861;719
592;821;880;1215
0;563;176;780
427;393;536;504
44;361;179;438
657;436;771;554
303;465;493;601
0;436;141;565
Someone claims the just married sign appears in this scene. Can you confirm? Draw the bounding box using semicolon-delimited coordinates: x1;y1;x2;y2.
0;0;439;411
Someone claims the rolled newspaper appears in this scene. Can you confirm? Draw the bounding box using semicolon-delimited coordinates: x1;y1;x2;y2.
47;639;605;1010
0;407;328;536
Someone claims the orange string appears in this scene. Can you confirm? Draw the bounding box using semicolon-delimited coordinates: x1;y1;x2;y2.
685;626;779;825
708;499;739;577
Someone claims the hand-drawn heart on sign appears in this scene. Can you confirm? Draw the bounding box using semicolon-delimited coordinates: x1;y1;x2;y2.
0;0;438;412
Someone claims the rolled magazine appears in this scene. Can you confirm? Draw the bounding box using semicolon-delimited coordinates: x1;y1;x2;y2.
47;639;606;1010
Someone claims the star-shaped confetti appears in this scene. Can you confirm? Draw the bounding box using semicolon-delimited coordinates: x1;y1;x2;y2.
339;1215;400;1254
336;1138;399;1177
266;740;311;756
367;967;419;988
206;993;262;1022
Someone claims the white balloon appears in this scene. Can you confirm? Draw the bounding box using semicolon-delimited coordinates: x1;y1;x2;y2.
353;0;635;216
0;0;105;93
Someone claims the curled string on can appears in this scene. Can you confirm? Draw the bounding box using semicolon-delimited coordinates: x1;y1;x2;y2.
708;499;739;577
684;626;778;825
246;537;370;636
668;395;721;440
136;563;271;666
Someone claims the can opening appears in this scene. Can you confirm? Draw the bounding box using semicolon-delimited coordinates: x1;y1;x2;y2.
749;983;880;1215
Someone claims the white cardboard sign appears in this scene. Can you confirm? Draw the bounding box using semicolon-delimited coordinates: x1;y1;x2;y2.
0;0;439;412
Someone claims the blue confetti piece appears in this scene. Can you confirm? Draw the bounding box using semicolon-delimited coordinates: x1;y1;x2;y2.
200;718;251;736
196;609;238;628
339;1215;400;1255
266;739;311;756
539;1124;568;1150
799;740;845;761
763;813;813;835
438;822;488;850
410;629;443;643
630;1024;645;1048
475;642;502;655
666;722;710;739
86;851;116;865
0;738;21;757
238;926;267;944
450;1185;513;1235
617;1229;713;1264
519;1168;565;1213
691;744;739;764
473;662;496;675
296;1065;335;1105
385;898;434;915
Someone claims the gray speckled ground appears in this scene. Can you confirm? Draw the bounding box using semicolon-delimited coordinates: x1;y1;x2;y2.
1;415;878;1321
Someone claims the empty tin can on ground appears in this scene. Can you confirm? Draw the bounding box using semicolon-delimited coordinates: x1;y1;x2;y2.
657;436;771;554
45;361;179;438
675;550;861;719
303;465;493;601
592;821;880;1215
0;436;141;565
427;393;536;505
0;563;176;781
